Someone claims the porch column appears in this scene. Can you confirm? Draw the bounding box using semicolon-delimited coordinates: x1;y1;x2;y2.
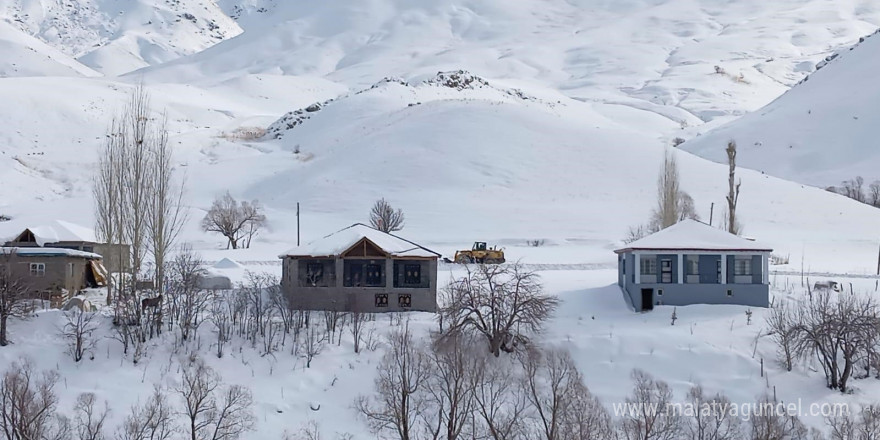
762;253;770;284
335;259;344;288
385;258;394;289
634;253;641;284
677;254;684;284
720;254;727;284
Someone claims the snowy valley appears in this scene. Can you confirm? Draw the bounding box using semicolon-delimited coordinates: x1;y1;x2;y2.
1;0;880;439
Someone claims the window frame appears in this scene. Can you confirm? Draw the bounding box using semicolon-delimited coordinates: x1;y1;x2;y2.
305;262;324;285
375;294;389;308
29;262;45;277
640;258;657;275
660;259;672;283
403;263;421;286
734;257;752;276
686;256;699;275
398;294;412;308
364;263;383;287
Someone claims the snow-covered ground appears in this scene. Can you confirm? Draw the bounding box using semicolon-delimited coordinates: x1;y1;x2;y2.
2;0;880;437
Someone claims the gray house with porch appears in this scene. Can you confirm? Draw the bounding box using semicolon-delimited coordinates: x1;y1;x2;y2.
615;220;772;312
279;224;440;313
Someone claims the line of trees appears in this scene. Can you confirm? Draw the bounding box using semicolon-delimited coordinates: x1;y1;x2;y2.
0;358;254;440
355;324;871;440
826;176;880;208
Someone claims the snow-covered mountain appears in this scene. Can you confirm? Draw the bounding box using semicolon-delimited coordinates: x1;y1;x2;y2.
0;0;240;75
681;29;880;188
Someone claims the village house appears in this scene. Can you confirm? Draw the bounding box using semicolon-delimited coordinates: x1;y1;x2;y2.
2;220;129;273
0;247;107;307
615;219;772;312
279;224;440;313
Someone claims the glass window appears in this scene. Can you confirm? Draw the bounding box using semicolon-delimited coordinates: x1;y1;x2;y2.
640;258;657;275
398;294;412;308
365;264;383;286
735;258;752;276
660;259;672;283
686;256;699;275
403;264;421;285
375;294;388;307
306;263;324;285
29;263;45;277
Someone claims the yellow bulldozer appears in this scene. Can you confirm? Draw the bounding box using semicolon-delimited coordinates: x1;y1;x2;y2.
454;242;505;264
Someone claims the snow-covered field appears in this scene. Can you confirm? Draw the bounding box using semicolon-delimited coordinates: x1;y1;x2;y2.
2;0;880;437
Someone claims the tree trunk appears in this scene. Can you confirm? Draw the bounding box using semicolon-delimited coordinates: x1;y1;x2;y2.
0;314;7;346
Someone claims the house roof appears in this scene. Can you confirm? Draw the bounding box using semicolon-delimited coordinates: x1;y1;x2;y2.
280;223;440;259
0;247;103;259
615;219;773;253
4;220;97;246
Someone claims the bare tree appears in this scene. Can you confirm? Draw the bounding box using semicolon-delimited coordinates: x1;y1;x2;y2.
369;198;405;233
748;394;808;440
62;309;99;362
649;149;699;232
73;393;110;440
146;116;188;296
420;336;480;440
621;369;681;440
766;301;797;372
300;324;325;368
725;141;742;235
176;359;255;440
356;325;429;440
350;312;368;354
469;351;529;440
0;359;69;440
520;347;614;440
869;181;880;207
200;192;266;249
792;292;880;392
167;245;208;341
0;250;32;346
440;263;559;357
826;403;880;440
117;385;176;440
209;292;233;359
683;385;743;440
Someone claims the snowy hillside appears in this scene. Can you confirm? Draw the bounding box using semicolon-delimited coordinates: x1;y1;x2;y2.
0;0;240;75
681;29;880;188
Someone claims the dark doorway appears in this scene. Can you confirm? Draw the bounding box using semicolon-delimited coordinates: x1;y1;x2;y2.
641;288;654;311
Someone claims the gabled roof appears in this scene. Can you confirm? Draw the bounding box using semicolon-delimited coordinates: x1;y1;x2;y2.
0;247;102;259
6;220;97;246
280;223;440;259
615;219;772;253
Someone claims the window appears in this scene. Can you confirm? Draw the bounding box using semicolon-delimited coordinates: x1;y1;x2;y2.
344;260;384;287
640;258;657;275
403;264;421;285
727;289;733;297
29;263;45;277
398;294;412;308
717;260;723;283
686;256;699;275
660;259;672;283
375;294;389;307
365;264;383;286
657;289;663;296
734;258;752;276
82;246;94;253
306;263;324;285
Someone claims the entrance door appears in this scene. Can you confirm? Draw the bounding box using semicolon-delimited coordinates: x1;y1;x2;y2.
641;288;654;311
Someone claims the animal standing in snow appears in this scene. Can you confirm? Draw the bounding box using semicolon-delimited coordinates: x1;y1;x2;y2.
141;294;163;311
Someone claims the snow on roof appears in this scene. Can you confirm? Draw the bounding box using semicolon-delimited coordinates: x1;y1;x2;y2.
213;258;244;269
0;247;102;259
280;223;440;259
615;219;772;253
8;220;97;246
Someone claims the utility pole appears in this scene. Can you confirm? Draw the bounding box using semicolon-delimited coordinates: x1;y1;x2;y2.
709;202;714;226
297;202;301;246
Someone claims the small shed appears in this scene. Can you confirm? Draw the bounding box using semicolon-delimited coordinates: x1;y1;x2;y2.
2;220;129;273
614;220;772;312
279;224;440;312
0;247;107;308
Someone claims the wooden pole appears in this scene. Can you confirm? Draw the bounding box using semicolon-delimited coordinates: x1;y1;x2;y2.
297;202;301;246
709;202;714;226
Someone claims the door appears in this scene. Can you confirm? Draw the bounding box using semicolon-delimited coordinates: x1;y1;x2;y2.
641;288;654;311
